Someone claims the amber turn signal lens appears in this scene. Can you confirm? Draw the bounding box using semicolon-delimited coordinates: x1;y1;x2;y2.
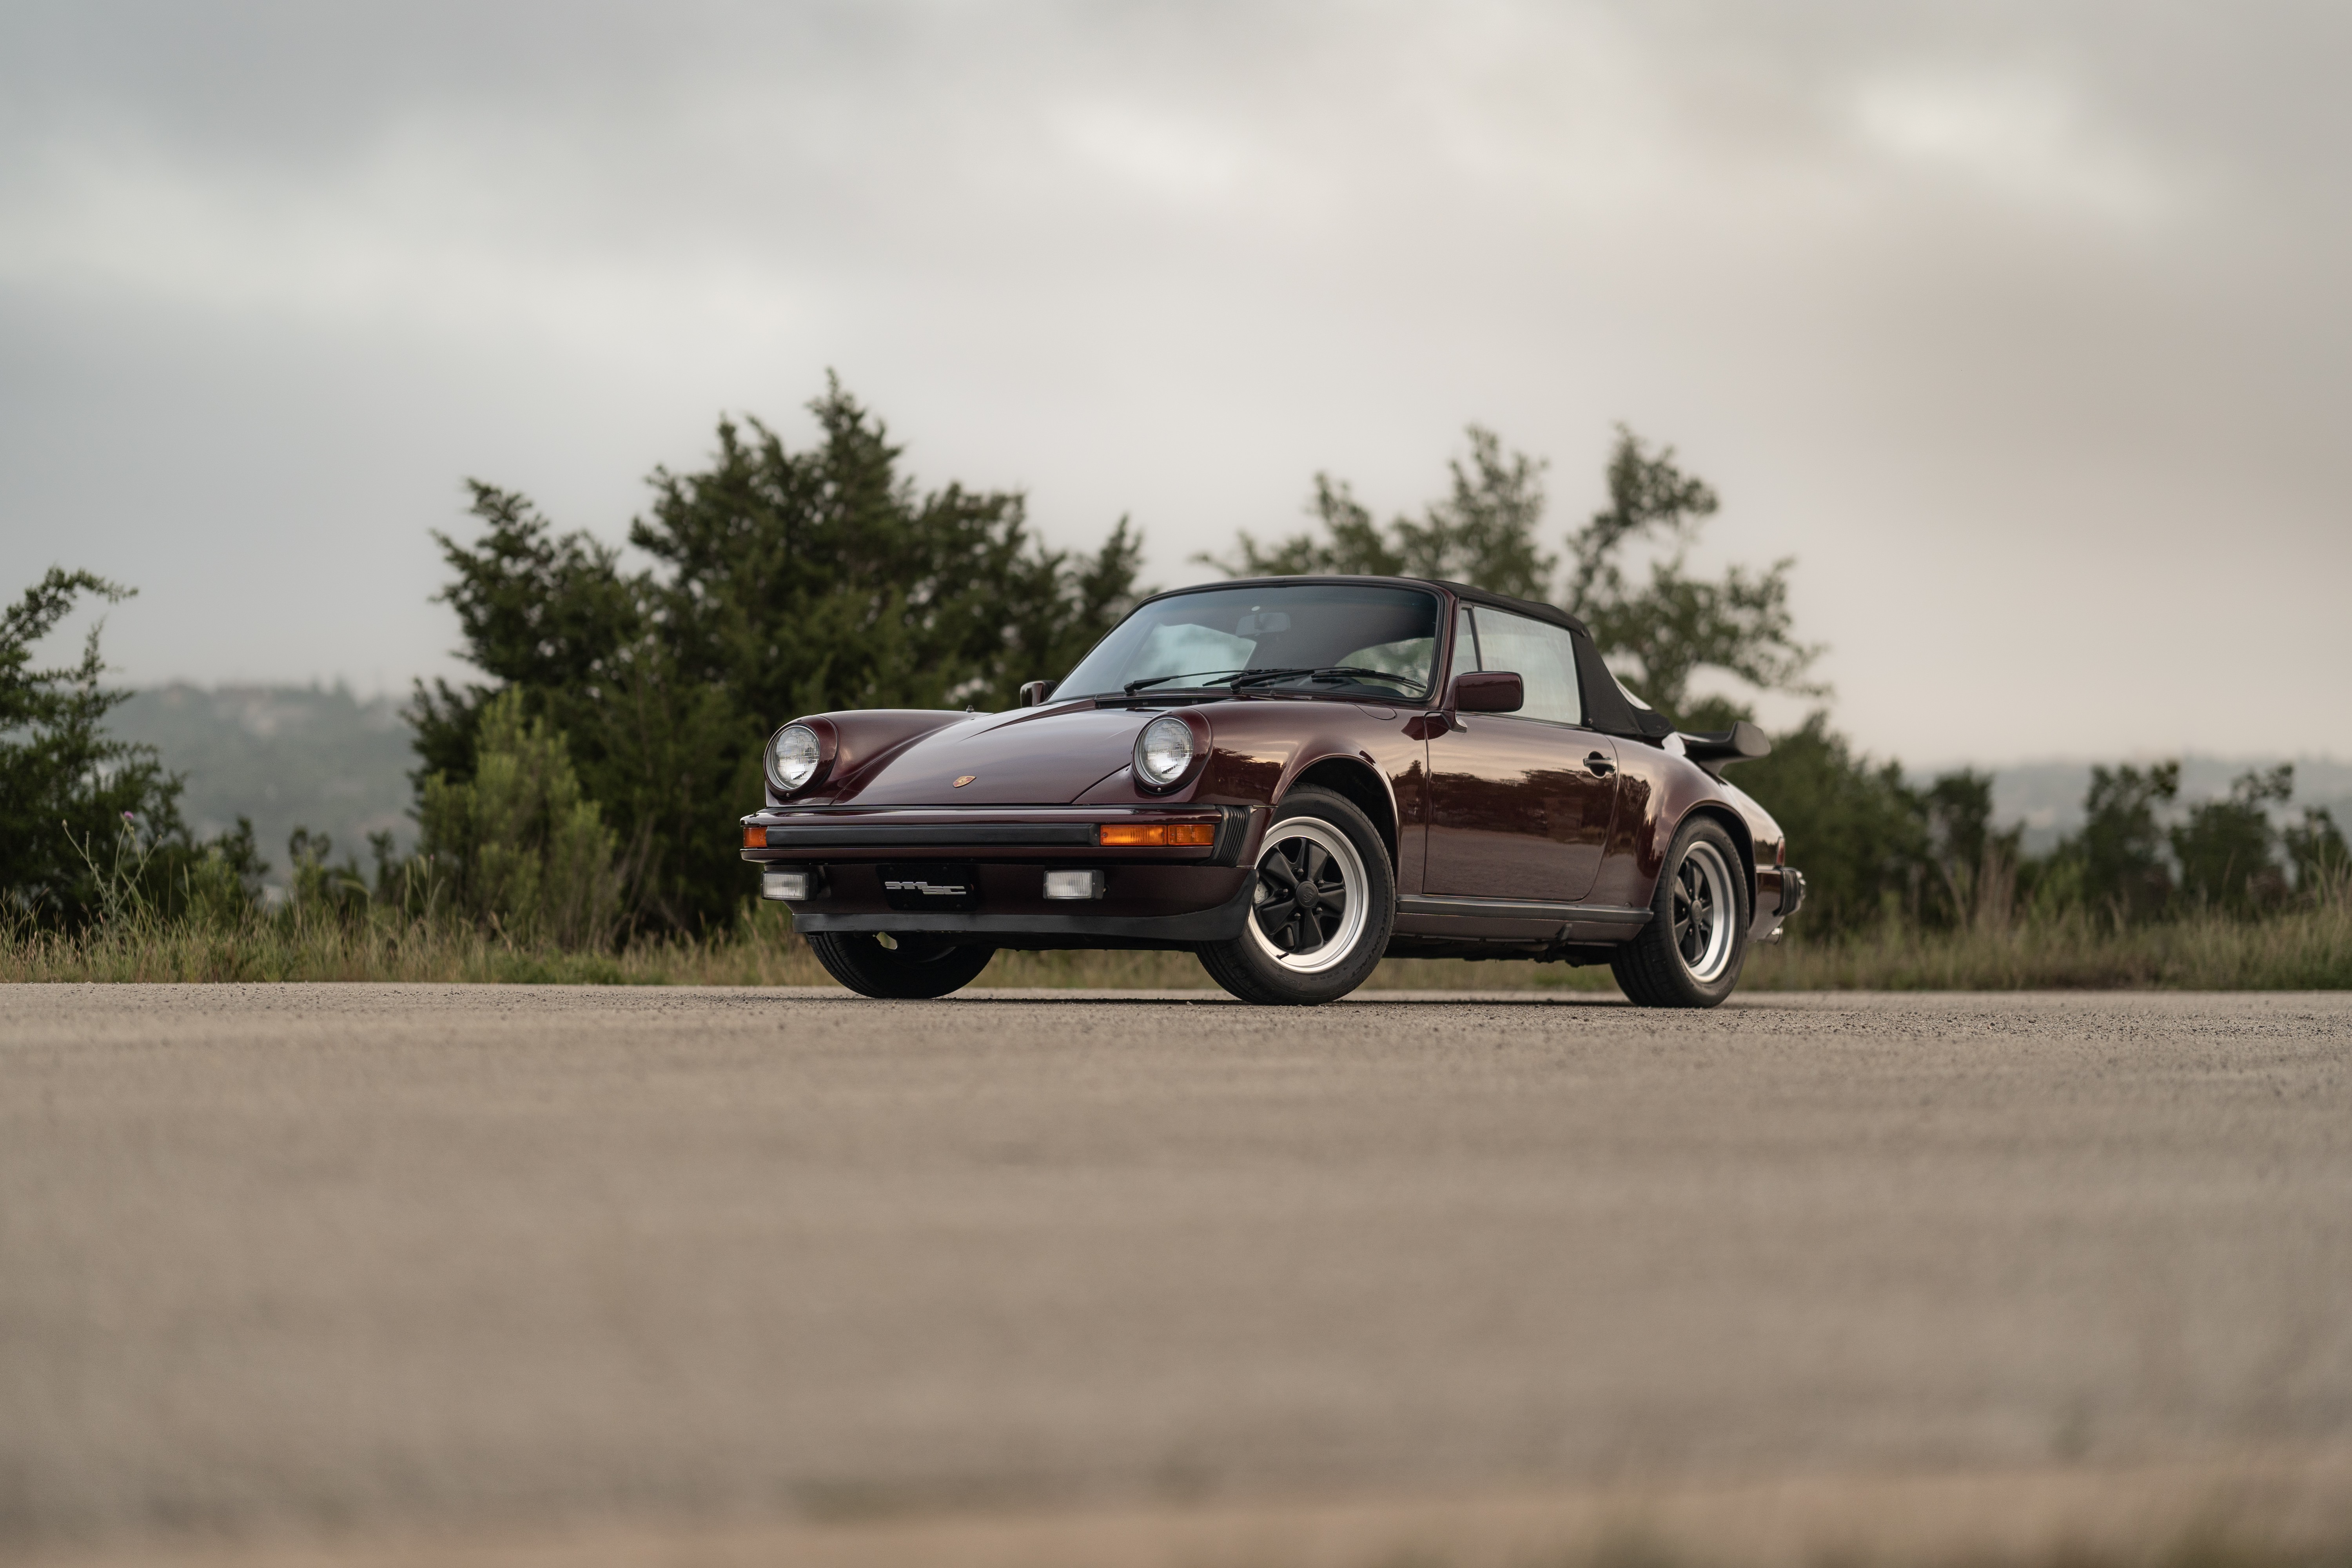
743;825;766;848
1096;822;1216;847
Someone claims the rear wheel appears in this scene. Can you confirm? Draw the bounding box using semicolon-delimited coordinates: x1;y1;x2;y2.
1611;817;1749;1009
1196;787;1393;1005
806;931;996;999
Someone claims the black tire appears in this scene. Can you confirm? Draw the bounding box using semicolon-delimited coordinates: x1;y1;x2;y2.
1196;786;1394;1005
806;931;996;999
1611;817;1751;1009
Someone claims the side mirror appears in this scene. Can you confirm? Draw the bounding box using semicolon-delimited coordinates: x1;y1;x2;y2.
1449;670;1523;714
1020;680;1058;708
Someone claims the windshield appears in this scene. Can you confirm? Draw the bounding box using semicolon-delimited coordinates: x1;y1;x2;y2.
1060;583;1442;701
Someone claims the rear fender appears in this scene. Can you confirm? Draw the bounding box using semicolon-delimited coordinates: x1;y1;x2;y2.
1590;749;1758;913
1679;804;1756;914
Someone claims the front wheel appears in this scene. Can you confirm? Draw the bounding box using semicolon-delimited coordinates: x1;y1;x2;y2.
1196;787;1394;1005
1611;817;1750;1009
806;931;996;999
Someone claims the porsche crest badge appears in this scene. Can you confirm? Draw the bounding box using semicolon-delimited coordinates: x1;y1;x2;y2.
952;775;977;788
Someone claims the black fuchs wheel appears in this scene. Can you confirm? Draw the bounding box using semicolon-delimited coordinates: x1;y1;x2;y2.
1196;786;1394;1005
805;931;997;999
1610;817;1751;1009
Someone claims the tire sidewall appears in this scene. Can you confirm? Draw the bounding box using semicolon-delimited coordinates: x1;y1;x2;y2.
1210;787;1394;1004
1646;817;1750;1006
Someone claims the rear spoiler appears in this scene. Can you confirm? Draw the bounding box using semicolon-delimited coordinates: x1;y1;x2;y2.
1679;720;1771;779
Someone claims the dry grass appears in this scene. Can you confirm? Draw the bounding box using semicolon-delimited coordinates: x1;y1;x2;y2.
0;904;1612;990
1744;885;2352;991
5;884;2345;991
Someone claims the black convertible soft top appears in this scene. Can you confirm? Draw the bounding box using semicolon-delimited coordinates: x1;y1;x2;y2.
1134;575;1678;744
1432;580;1675;744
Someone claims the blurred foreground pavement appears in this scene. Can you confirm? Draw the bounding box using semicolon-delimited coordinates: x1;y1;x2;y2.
3;986;2350;1566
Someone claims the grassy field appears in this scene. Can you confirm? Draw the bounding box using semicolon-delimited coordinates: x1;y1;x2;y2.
6;881;2348;990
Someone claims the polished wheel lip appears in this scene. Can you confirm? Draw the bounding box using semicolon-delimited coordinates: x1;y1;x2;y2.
1245;820;1370;976
1674;839;1738;984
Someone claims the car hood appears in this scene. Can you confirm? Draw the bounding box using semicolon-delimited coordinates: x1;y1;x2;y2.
830;702;1158;806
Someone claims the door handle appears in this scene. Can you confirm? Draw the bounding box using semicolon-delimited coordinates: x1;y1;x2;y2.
1586;751;1615;777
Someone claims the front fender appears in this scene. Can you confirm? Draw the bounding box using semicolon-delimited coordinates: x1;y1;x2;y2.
768;709;968;806
1072;698;1430;889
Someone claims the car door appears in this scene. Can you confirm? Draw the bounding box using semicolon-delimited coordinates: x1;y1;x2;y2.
1423;605;1622;903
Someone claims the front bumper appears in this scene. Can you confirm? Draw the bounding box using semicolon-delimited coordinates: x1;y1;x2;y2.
739;804;1267;950
748;804;1252;858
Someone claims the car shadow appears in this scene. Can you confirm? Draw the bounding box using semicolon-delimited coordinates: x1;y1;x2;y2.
931;991;1637;1007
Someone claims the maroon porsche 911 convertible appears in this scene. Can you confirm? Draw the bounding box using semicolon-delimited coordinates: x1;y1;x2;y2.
740;577;1804;1006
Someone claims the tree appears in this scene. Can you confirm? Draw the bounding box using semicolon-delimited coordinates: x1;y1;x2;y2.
1199;423;1820;722
2058;762;2181;922
1563;428;1822;718
1;570;202;926
1198;427;1554;600
1724;712;1929;934
2169;764;2301;915
416;377;1146;934
409;485;642;786
1919;769;2024;931
2285;805;2349;894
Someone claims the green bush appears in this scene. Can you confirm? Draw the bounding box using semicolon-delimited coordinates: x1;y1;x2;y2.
418;689;621;948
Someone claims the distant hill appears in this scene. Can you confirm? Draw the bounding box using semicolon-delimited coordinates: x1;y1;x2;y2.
107;684;417;886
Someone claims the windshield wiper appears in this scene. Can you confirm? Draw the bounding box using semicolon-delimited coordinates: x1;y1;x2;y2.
1213;666;1319;689
1122;667;1294;694
1121;665;1425;697
1226;665;1421;692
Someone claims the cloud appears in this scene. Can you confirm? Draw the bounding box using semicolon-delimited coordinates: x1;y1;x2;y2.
1050;100;1247;203
1850;67;2171;220
0;122;808;368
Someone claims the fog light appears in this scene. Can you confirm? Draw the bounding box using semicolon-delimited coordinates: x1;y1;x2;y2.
762;868;822;901
1043;869;1105;900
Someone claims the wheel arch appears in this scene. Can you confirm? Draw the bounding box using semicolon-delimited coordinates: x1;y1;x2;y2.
1676;802;1757;915
1283;755;1399;874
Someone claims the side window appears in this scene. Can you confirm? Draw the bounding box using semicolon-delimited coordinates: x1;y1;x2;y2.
1451;605;1480;679
1470;608;1583;726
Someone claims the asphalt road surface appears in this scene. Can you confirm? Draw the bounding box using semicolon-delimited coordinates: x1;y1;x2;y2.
4;985;2350;1564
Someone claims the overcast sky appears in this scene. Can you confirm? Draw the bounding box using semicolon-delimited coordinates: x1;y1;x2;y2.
3;1;2345;766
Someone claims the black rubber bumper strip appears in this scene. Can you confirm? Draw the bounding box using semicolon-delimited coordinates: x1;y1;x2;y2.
762;823;1098;848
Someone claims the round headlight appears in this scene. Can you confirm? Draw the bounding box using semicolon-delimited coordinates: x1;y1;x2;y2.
770;724;822;791
1135;714;1196;787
